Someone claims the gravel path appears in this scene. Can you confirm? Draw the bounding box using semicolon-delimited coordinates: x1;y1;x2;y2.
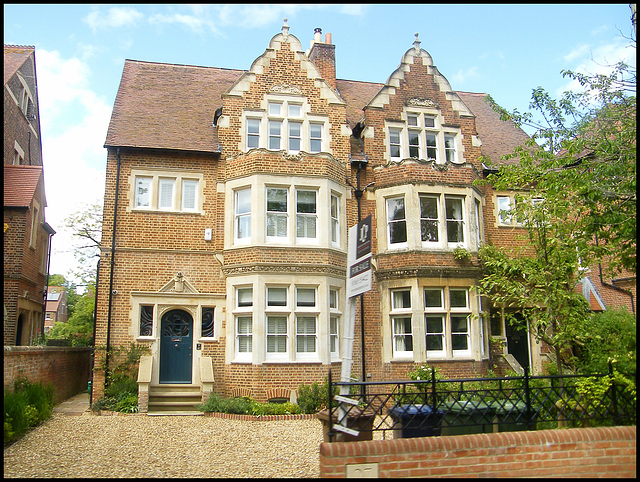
4;413;324;478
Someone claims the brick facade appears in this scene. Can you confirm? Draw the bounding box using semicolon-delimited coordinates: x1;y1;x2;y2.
94;24;635;404
319;426;637;478
4;45;52;347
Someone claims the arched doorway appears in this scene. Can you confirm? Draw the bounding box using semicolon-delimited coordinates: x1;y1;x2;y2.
159;309;193;383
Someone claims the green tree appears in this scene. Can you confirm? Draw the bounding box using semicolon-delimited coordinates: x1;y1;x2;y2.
47;282;95;346
477;24;635;376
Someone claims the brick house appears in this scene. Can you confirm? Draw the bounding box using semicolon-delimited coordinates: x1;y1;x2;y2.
44;286;69;332
4;45;55;346
94;23;630;409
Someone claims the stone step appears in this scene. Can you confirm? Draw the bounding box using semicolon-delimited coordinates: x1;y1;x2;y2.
147;384;202;415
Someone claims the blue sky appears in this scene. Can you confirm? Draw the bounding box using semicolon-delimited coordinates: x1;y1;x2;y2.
4;4;636;282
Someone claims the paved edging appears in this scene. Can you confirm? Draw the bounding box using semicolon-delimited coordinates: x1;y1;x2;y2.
203;412;316;421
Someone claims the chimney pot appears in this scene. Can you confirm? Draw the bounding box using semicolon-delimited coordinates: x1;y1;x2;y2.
325;32;332;44
314;28;322;43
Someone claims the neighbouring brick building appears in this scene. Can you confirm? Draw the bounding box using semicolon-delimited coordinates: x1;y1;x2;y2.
4;44;55;346
94;22;634;407
44;286;69;332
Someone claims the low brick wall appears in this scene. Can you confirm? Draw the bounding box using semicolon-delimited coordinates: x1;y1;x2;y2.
4;346;93;404
319;426;636;478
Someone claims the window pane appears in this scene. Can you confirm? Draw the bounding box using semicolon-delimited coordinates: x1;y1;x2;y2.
426;315;444;351
420;196;439;242
267;188;287;212
409;131;420;158
288;104;301;117
393;317;413;352
267;316;287;353
424;289;443;308
497;196;512;224
267;287;287;306
296;316;316;353
331;195;339;244
237;287;253;307
425;133;437;160
450;289;468;308
424;115;436;128
135;177;151;207
446;197;464;243
310;124;322;152
445;134;457;163
247;119;260;149
269;121;281;150
289;122;301;151
296;288;316;307
140;305;153;337
387;197;407;244
158;178;175;209
268;103;282;116
329;289;338;309
182;180;197;210
201;307;214;338
296;190;316;214
407;114;418;126
392;290;411;309
237;316;252;352
451;315;469;333
330;316;339;353
389;129;401;158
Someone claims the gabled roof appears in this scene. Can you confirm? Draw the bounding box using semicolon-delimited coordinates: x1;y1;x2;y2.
104;60;244;153
3;164;43;208
105;59;530;163
4;44;34;85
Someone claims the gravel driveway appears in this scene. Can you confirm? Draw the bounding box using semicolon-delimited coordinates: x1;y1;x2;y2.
3;413;324;478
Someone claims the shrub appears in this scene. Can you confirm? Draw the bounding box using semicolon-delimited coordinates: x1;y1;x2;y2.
297;381;326;414
4;378;54;447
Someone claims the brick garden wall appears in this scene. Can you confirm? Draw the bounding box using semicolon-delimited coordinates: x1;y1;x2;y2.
3;346;92;404
319;426;636;478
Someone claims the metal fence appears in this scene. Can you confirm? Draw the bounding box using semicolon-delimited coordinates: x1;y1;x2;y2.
326;365;636;442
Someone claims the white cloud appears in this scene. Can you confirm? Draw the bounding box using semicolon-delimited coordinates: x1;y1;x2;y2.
149;12;219;34
35;49;109;281
556;40;636;97
451;66;480;87
84;6;144;33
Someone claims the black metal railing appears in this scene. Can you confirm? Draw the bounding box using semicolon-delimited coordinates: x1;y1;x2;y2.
326;365;636;442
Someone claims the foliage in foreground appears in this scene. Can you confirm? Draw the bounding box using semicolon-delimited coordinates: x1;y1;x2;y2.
4;378;54;446
196;393;301;416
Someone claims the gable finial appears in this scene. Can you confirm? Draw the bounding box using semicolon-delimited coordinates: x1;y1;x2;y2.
414;32;421;51
282;18;289;37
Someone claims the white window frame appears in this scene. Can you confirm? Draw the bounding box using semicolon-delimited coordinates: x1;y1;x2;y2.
424;288;446;358
234;286;253;361
243;98;327;154
419;195;441;248
295;287;318;359
449;288;471;358
496;195;514;225
445;195;465;248
391;288;413;359
132;171;203;213
266;187;289;241
295;189;318;243
234;188;252;243
386;196;408;249
385;111;463;164
330;193;340;247
329;288;341;360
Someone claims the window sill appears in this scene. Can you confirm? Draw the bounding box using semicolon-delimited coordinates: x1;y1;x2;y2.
262;360;322;365
197;337;218;343
135;336;156;342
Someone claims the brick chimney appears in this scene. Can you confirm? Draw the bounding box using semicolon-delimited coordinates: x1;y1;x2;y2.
308;28;336;89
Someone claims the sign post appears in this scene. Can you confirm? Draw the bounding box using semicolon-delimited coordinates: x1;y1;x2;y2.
335;215;372;436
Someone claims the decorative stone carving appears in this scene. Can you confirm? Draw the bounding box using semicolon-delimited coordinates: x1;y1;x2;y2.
269;84;302;95
406;97;438;108
282;152;303;162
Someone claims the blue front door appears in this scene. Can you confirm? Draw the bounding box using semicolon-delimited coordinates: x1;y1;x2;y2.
159;309;193;383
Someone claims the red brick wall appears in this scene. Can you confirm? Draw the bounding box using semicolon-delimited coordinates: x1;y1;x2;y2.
3;346;93;404
319;426;636;478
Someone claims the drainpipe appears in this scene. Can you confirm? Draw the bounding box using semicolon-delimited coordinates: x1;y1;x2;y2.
105;147;122;384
